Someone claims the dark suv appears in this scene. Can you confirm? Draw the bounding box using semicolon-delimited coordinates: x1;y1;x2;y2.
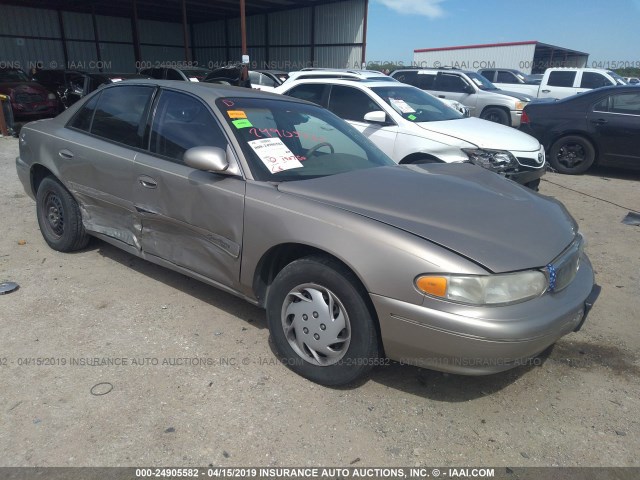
0;68;60;119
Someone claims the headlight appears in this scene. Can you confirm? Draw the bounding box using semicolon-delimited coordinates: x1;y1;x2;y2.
416;271;548;305
47;93;57;100
462;148;518;173
515;101;527;111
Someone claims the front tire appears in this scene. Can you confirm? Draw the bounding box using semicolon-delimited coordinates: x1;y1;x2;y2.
480;107;510;125
548;135;595;174
266;256;380;386
36;176;89;252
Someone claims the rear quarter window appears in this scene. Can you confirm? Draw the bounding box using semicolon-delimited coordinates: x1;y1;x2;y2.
68;92;101;132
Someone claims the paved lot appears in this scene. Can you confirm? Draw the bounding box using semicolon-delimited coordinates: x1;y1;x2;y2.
1;136;638;467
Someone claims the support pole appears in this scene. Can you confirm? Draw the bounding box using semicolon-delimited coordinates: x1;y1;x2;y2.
182;0;191;62
240;0;248;81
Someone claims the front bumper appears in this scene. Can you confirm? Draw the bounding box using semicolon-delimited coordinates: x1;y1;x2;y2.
510;110;523;128
372;255;597;375
505;165;546;187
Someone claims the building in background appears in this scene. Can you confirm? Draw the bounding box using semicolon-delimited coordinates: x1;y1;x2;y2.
0;0;369;73
413;41;589;74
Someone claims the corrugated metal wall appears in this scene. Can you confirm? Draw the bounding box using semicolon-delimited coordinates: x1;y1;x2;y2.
315;1;364;45
96;16;132;43
61;12;94;41
190;0;365;70
268;9;312;46
413;44;537;73
0;0;366;74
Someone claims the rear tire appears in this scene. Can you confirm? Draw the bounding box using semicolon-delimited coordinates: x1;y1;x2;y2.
548;135;595;175
266;256;380;386
36;176;89;252
480;107;510;126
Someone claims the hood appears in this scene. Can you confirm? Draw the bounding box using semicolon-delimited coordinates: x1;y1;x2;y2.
415;117;540;151
493;89;533;101
277;164;577;273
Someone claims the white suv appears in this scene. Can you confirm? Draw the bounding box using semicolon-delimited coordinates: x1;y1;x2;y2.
275;78;546;189
283;68;396;83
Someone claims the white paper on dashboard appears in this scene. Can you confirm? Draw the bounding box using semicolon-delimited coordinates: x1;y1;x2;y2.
248;138;303;173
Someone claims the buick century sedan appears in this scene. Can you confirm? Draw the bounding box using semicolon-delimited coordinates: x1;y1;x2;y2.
16;80;599;385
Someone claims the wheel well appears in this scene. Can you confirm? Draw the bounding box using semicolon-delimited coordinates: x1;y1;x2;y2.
548;132;599;164
252;243;384;355
399;153;443;164
31;164;54;196
480;105;511;124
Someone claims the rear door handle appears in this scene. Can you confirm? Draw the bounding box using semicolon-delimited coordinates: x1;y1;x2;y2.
138;175;157;189
438;95;446;98
541;89;551;93
591;118;608;125
58;149;74;159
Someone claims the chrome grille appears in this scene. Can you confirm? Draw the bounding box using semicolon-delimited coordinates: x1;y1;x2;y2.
546;235;583;293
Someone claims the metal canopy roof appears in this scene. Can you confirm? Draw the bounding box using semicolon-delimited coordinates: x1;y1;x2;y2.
2;0;343;23
415;41;588;57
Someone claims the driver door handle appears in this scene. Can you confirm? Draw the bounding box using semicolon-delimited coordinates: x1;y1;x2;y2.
58;149;74;159
138;175;157;189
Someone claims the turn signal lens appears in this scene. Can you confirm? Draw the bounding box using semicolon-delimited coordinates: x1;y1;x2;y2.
416;276;448;297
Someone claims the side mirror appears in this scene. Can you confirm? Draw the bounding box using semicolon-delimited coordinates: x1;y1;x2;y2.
363;111;388;124
464;85;475;94
184;146;229;173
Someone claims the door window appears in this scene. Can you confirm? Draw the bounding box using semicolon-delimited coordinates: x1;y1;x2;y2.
580;72;613;88
497;71;517;83
149;90;228;163
481;70;496;82
435;74;469;93
609;93;640;115
90;86;155;148
284;84;327;106
328;85;382;122
547;71;576;87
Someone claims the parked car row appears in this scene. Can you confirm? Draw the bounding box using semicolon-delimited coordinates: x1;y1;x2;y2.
390;67;533;127
275;75;545;189
480;67;628;99
15;79;598;385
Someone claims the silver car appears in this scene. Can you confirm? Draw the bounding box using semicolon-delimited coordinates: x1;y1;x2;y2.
16;80;599;386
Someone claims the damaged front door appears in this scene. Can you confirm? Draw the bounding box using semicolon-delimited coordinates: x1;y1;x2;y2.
133;89;245;288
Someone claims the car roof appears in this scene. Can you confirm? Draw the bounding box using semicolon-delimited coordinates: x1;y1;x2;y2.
100;79;315;104
284;77;411;89
290;69;388;79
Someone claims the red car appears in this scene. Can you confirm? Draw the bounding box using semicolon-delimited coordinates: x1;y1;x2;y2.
0;68;60;120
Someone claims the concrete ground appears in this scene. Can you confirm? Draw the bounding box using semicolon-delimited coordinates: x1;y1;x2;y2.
1;136;638;467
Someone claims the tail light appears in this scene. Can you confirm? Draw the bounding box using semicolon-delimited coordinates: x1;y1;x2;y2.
521;110;530;124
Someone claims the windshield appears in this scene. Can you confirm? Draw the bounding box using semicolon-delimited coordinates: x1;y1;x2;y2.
607;70;628;85
0;69;30;82
466;72;498;90
217;98;394;182
371;86;463;122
